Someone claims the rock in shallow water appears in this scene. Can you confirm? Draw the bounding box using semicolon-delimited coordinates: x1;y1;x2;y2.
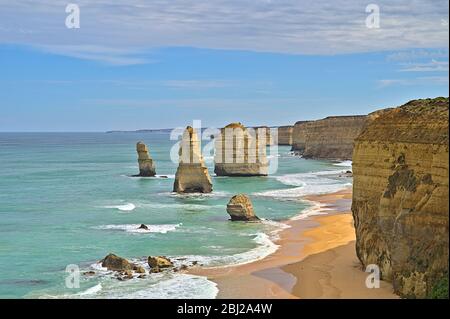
136;142;156;177
148;256;173;269
101;253;133;271
173;126;213;193
226;194;260;221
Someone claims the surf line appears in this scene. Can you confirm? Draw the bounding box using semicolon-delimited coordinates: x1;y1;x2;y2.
177;303;211;317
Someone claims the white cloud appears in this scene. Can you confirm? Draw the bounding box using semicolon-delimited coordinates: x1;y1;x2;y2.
377;76;449;87
399;59;449;72
0;0;448;63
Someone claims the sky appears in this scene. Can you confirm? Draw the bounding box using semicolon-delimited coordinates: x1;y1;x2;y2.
0;0;448;132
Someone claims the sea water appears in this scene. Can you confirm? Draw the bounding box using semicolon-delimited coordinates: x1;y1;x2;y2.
0;132;352;298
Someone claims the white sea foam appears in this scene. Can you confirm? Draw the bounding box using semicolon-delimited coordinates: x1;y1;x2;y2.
103;203;136;212
253;170;352;199
175;232;279;268
77;284;103;296
139;202;223;211
165;190;230;199
93;223;181;234
333;160;352;167
121;174;175;179
289;200;332;221
110;274;218;299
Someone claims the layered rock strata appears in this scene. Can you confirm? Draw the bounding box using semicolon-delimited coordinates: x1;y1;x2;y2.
291;121;310;153
226;194;259;221
214;123;268;176
173;126;213;193
277;125;293;145
291;116;367;160
136;142;156;176
252;126;273;146
351;97;449;298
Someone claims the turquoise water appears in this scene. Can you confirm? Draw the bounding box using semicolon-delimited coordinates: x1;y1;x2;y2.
0;132;352;298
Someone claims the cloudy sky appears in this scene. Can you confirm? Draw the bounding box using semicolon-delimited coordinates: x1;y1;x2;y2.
0;0;448;131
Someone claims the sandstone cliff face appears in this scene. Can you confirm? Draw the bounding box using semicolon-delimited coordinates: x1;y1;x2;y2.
291;116;367;160
214;123;268;176
277;125;293;145
136;142;156;176
352;97;449;298
173;126;213;193
291;121;310;152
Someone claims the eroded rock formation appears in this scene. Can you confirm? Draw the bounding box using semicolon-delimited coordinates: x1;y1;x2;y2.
214;123;269;176
173;126;213;193
291;116;367;160
352;97;449;298
102;253;133;271
252;126;273;146
136;142;156;176
277;125;293;145
226;194;259;221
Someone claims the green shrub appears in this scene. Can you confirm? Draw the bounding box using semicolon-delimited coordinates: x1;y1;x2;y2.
428;273;449;299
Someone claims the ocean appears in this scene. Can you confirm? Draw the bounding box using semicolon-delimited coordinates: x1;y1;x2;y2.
0;132;352;298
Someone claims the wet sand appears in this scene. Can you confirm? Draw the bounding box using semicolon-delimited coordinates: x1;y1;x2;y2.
189;187;398;299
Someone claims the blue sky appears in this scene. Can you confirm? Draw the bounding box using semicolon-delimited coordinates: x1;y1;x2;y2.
0;0;448;131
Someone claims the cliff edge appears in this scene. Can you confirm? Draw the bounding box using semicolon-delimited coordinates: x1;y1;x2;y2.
352;97;449;298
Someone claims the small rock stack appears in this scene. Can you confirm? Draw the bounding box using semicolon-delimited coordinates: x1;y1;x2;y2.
226;194;259;221
173;126;213;193
136;142;156;177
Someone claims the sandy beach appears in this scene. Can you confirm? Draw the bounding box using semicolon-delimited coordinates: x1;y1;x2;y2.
190;187;398;299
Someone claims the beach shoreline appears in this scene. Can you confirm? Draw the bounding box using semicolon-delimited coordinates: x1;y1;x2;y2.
189;187;398;299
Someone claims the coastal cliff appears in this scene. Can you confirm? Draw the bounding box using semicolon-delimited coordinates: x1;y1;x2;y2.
277;125;293;145
173;126;213;193
352;97;449;298
292;116;367;160
215;123;268;176
291;121;310;152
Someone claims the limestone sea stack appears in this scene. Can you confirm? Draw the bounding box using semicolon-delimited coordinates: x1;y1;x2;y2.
291;116;367;160
252;126;273;146
352;97;449;298
277;125;293;145
214;123;269;176
226;194;259;221
136;142;156;177
173;126;213;193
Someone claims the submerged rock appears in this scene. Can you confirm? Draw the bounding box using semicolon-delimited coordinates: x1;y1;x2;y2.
226;194;260;221
148;256;173;269
138;224;148;230
136;142;156;177
173;126;213;193
132;265;146;274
